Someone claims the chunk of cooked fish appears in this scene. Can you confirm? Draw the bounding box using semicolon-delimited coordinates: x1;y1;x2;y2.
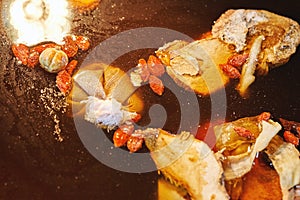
214;114;299;199
156;9;300;96
156;38;233;96
212;9;300;68
212;9;300;95
145;129;229;200
265;136;300;200
214;116;281;180
69;62;144;129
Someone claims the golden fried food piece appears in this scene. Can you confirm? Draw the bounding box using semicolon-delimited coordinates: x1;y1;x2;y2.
156;38;233;96
68;0;100;13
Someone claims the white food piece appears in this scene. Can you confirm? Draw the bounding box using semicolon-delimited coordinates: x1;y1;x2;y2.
82;96;137;130
73;69;106;99
212;9;268;52
158;40;203;76
238;35;265;95
9;0;71;46
130;68;143;87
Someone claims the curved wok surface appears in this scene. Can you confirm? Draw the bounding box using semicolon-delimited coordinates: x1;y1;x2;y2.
0;0;299;199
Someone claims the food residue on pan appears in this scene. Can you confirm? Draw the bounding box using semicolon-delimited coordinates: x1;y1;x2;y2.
40;86;69;142
11;34;90;94
5;0;92;143
10;35;90;142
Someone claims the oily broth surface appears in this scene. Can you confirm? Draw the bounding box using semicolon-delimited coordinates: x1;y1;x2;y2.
1;0;300;199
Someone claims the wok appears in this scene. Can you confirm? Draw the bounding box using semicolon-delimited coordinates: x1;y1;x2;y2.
0;0;299;199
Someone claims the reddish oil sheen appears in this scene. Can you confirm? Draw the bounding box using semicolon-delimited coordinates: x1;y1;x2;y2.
240;156;282;200
195;120;224;149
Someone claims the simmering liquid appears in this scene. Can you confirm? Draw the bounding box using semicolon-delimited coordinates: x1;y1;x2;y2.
240;154;282;200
